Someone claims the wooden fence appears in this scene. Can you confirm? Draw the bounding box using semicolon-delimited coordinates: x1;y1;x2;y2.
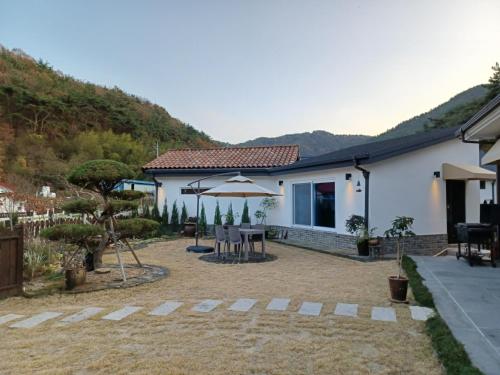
0;225;23;298
22;217;83;239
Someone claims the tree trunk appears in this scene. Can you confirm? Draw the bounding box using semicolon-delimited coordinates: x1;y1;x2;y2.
93;232;109;269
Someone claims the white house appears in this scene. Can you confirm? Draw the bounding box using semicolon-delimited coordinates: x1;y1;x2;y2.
143;126;495;254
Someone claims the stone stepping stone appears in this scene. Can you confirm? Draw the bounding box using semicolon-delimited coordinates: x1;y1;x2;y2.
10;312;63;329
228;298;257;312
334;303;358;317
409;306;434;321
371;307;397;322
266;298;290;311
298;302;323;316
0;314;24;325
60;307;104;324
101;306;142;321
191;299;223;313
149;301;183;316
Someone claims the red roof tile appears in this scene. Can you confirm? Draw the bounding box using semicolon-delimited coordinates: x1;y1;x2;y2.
143;145;300;170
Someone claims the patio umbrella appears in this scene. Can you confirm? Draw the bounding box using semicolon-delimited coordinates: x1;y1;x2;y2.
200;175;282;198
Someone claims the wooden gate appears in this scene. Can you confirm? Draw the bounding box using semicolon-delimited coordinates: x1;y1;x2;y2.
0;225;23;298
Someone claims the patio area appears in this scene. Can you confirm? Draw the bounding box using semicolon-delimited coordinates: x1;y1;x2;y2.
0;239;441;374
413;254;500;375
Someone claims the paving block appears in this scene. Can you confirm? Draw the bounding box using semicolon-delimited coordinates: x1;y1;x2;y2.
298;302;323;316
101;306;142;321
371;307;397;322
191;299;223;313
409;306;434;321
60;307;104;324
149;301;183;316
228;298;257;312
334;303;358;317
0;314;24;325
266;298;290;311
10;312;63;328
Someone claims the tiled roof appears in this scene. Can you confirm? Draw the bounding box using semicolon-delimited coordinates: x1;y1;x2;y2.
143;145;300;170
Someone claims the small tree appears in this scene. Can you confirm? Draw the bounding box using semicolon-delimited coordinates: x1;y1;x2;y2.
161;200;169;231
384;216;415;278
180;202;188;224
225;203;235;225
199;203;207;236
254;197;278;225
241;200;250;224
214;201;222;225
143;204;151;219
151;202;161;222
171;201;179;232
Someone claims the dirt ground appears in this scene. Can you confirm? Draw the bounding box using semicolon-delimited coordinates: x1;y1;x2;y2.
0;238;442;375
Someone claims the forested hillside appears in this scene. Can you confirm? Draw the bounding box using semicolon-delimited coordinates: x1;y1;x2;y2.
235;131;372;157
0;47;215;192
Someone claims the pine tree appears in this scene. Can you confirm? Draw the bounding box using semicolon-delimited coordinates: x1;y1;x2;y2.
214;201;222;225
180;202;188;224
225;203;234;225
486;62;500;100
241;200;250;224
151;202;161;222
161;200;169;231
143;204;151;219
170;201;179;232
199;203;207;236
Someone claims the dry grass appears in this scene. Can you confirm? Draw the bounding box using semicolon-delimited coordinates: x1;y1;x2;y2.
0;239;442;375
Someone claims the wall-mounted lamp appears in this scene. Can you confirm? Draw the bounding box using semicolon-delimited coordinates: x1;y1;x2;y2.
345;173;352;181
433;171;441;179
278;180;283;186
356;180;362;193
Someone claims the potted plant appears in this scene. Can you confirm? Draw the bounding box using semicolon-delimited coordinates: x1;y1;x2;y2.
183;217;197;237
384;216;415;302
345;215;371;256
254;197;278;238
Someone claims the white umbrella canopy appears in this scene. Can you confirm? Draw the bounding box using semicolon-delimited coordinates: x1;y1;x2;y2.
200;175;282;198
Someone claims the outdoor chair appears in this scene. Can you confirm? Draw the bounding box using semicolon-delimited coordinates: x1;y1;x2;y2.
248;224;265;253
214;225;227;258
227;226;243;261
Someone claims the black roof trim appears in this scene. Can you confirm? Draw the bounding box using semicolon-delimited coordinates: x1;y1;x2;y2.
143;167;271;177
457;94;500;137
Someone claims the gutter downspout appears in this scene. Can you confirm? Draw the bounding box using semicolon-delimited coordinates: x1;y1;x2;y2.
152;177;162;208
353;157;370;228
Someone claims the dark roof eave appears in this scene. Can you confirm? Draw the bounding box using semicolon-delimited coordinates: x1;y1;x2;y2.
143;167;272;177
458;94;500;137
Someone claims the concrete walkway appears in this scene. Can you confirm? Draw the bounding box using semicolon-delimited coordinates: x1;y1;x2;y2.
412;255;500;375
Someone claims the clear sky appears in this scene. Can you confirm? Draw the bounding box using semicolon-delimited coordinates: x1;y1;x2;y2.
1;0;499;143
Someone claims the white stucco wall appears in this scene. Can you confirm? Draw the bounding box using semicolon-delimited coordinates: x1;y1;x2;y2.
154;139;482;236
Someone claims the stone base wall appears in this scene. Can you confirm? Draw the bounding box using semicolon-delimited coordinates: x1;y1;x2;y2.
272;226;449;256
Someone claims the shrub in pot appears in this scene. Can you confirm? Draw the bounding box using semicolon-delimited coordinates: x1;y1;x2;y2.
183;217;197;237
384;216;415;302
345;215;372;256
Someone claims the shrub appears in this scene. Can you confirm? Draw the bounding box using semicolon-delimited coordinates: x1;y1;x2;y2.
171;201;179;231
151;202;161;222
23;238;56;280
109;190;145;201
115;218;160;238
41;224;104;243
106;199;139;215
161;200;169;231
62;199;99;215
214;201;222;225
180;202;188;224
225;203;234;225
199;203;207;236
241;200;250;224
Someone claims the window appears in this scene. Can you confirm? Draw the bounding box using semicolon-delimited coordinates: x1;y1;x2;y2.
293;183;311;226
480;181;486;190
181;187;211;195
314;182;335;228
293;181;335;228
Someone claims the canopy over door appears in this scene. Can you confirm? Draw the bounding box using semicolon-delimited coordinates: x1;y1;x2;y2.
442;163;496;181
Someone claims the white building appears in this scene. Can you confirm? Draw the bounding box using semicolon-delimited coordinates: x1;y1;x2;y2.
143;126;495;254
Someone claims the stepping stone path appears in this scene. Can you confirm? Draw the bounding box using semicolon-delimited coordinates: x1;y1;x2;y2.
10;312;62;329
371;307;397;322
409;306;434;321
102;306;142;321
228;298;257;312
266;298;290;311
334;303;358;318
298;302;323;316
149;301;183;316
192;299;223;313
0;300;436;329
60;307;104;324
0;314;24;325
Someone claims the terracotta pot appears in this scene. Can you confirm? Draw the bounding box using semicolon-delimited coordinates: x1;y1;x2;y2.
183;223;196;237
357;240;369;256
65;268;86;290
388;276;408;302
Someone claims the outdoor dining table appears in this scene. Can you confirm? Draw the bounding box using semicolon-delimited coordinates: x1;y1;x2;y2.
239;228;266;261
